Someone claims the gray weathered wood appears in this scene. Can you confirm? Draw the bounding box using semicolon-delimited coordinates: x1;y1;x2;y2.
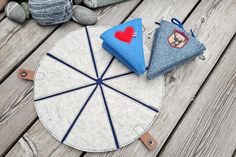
158;37;236;157
5;120;83;157
5;120;62;157
3;0;142;156
0;12;5;21
84;0;236;156
0;18;21;49
0;19;56;82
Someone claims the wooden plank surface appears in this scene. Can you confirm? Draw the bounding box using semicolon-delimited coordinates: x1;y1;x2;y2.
2;0;236;156
158;36;236;157
4;0;200;155
0;18;21;52
5;121;83;157
2;0;142;156
84;0;236;156
0;19;56;82
0;12;5;21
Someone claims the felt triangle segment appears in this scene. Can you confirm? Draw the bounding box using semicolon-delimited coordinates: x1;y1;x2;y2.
49;28;97;79
102;85;157;146
64;87;117;151
100;18;145;75
85;27;114;78
103;72;162;110
34;85;95;142
147;20;206;79
34;55;95;99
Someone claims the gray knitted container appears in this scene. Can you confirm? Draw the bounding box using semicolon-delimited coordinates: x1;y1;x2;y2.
29;0;73;25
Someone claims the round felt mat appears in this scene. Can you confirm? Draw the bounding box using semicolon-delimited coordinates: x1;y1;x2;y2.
33;26;164;152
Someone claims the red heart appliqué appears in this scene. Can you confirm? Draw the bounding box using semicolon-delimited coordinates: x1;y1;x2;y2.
114;26;134;43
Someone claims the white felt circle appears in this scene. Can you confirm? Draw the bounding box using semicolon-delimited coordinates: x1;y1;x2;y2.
34;26;164;152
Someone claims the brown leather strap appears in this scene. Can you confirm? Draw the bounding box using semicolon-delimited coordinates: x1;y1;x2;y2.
18;69;35;81
140;131;157;150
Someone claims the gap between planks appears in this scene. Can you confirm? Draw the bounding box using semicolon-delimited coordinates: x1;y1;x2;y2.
84;0;236;156
158;35;236;157
158;33;236;157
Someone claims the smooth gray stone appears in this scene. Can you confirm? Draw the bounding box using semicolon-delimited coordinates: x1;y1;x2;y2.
29;0;73;26
73;0;83;5
5;1;26;23
21;2;30;19
83;0;126;8
72;5;97;25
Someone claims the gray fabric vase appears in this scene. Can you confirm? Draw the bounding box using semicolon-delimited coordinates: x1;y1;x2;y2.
29;0;73;25
84;0;126;8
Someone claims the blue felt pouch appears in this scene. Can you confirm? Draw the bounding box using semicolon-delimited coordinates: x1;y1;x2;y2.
147;18;206;79
100;18;146;75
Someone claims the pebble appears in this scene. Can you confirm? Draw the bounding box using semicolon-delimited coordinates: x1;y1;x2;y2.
21;2;30;19
29;0;73;25
72;5;97;25
84;0;125;8
5;1;26;23
73;0;83;5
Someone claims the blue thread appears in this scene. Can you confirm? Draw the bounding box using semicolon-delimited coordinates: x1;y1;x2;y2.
102;83;159;113
96;78;103;85
103;71;134;81
61;85;98;143
100;57;115;79
171;18;184;29
100;85;120;149
46;53;96;81
171;18;197;37
34;83;96;101
190;29;196;38
103;67;148;81
85;27;99;78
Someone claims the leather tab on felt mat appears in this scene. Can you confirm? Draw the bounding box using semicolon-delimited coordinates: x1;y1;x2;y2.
140;131;157;150
18;68;35;81
147;20;206;79
100;18;145;75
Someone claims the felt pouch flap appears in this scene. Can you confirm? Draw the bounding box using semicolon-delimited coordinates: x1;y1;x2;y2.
100;18;145;75
147;20;206;79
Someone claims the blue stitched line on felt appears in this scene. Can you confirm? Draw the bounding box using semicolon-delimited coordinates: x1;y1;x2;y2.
46;53;96;81
85;27;99;78
99;85;120;149
34;83;96;101
103;71;134;81
100;57;115;79
102;83;159;113
61;85;98;143
103;67;148;81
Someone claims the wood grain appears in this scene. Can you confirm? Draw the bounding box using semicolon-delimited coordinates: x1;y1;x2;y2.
3;0;142;156
0;12;5;21
84;0;236;156
158;36;236;157
0;19;56;82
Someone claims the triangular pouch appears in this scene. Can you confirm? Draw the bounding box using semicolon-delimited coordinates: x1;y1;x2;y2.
147;19;206;79
100;18;145;75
